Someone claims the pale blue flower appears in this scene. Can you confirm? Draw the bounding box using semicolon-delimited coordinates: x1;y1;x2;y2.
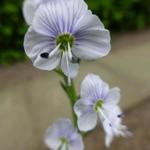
24;0;111;79
44;119;84;150
74;74;132;147
23;0;49;25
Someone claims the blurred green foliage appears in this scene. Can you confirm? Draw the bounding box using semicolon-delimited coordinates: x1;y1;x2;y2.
0;0;150;65
86;0;150;31
0;0;27;66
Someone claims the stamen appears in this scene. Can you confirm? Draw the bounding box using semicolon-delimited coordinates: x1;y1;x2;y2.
99;109;113;128
40;44;60;59
59;137;69;150
117;113;124;118
68;43;73;60
71;57;80;64
40;52;49;59
94;100;104;112
56;33;74;51
64;50;71;86
60;137;69;144
102;105;124;119
49;44;61;57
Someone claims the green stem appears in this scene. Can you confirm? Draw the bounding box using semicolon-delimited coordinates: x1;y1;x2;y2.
55;69;78;126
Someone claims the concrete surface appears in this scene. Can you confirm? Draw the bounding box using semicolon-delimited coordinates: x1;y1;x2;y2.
0;30;150;150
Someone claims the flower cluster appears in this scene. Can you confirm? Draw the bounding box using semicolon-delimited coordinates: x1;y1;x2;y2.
23;0;131;149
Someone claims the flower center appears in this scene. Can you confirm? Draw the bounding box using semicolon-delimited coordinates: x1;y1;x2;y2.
60;137;69;145
94;100;104;112
56;34;74;51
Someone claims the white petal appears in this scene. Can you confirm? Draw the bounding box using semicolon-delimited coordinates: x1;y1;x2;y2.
33;50;61;71
77;110;97;132
61;144;68;150
32;0;89;36
105;133;114;148
102;105;122;128
103;105;122;123
24;27;55;60
44;125;61;149
102;119;113;136
24;27;60;71
73;29;111;60
54;119;75;137
116;125;132;137
61;52;79;78
99;105;131;147
32;1;60;36
74;97;94;117
69;134;84;150
105;87;121;105
80;74;109;99
73;12;104;33
67;0;88;32
23;0;36;25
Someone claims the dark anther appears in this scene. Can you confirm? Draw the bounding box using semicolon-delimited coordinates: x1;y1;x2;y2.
109;123;112;127
117;113;124;118
71;57;80;64
40;53;49;59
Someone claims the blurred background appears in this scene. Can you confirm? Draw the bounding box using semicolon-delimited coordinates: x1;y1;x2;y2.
0;0;150;150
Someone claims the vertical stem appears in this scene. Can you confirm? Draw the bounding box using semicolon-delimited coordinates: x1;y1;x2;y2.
55;70;78;126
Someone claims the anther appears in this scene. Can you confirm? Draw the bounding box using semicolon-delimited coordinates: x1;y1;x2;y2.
109;123;112;127
117;113;124;118
40;53;49;59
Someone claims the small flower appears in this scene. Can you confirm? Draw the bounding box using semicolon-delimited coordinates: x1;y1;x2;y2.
24;0;111;80
44;119;84;150
23;0;48;25
74;74;132;147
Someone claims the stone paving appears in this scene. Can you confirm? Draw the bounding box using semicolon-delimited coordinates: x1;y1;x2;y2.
0;30;150;150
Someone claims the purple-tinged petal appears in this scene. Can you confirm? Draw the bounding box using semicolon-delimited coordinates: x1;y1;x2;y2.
32;0;88;36
99;105;131;147
80;74;109;100
54;119;75;138
69;133;84;150
74;97;94;117
77;110;97;132
44;124;61;150
24;27;55;61
101;105;122;125
105;134;114;148
23;0;36;25
105;87;121;105
73;29;111;60
32;1;60;36
33;50;61;71
24;27;61;70
61;52;79;78
72;12;104;34
44;119;84;150
23;0;48;25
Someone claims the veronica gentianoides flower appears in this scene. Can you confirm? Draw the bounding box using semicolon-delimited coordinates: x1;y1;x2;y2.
74;74;132;147
24;0;111;81
44;119;84;150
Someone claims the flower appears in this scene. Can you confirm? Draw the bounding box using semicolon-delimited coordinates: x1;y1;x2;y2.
23;0;48;25
44;119;84;150
74;74;132;147
24;0;111;80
